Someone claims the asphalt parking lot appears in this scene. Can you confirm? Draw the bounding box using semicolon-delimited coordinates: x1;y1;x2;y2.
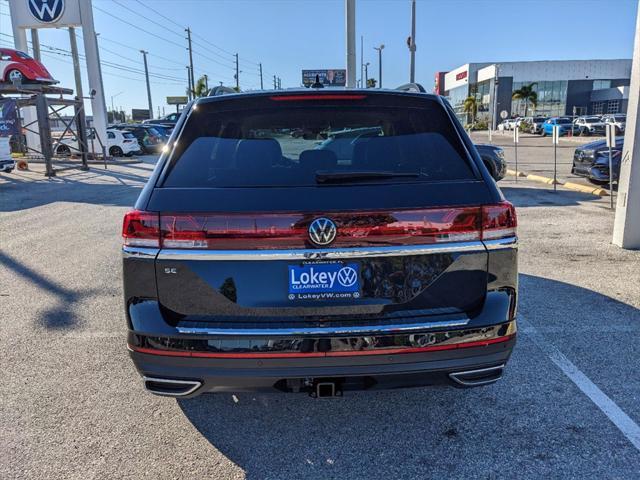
470;130;604;187
1;160;639;479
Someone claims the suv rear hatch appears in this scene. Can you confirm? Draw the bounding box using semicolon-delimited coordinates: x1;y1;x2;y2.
127;92;514;324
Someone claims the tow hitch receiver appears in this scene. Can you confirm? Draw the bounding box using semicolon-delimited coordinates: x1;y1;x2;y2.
311;381;343;398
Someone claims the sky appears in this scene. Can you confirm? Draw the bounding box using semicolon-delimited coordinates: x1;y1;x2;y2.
0;0;638;117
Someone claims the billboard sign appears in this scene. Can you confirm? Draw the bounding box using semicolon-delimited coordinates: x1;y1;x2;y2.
131;109;150;121
8;0;81;28
302;69;346;87
166;96;188;105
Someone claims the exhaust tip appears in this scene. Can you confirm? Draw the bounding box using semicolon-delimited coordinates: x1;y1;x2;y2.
449;364;505;387
143;376;202;397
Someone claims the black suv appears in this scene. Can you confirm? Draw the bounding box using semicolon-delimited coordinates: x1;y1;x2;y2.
122;89;518;398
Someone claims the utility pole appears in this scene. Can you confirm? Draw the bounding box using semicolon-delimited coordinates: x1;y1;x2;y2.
613;3;640;248
273;75;277;89
409;0;416;83
204;74;209;92
234;53;240;91
364;62;369;88
259;63;264;89
185;28;195;94
278;77;282;89
374;44;384;88
360;35;364;89
186;66;192;101
345;0;356;88
140;50;153;119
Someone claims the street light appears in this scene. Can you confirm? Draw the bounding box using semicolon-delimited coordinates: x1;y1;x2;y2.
364;62;370;88
111;91;124;123
374;44;385;88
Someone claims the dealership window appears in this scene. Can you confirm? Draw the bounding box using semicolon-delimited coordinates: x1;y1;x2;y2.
511;80;567;117
593;80;612;90
446;84;470;123
592;102;605;115
607;100;620;114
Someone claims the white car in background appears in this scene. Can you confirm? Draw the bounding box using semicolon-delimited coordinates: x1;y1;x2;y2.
602;114;626;133
54;129;142;157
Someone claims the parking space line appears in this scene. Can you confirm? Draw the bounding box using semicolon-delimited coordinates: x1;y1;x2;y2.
520;318;640;451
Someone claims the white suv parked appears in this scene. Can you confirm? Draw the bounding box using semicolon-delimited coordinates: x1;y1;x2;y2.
602;114;626;133
54;129;142;157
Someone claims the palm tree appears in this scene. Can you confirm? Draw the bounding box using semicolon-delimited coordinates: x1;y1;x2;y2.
191;75;209;98
512;83;538;117
463;96;478;125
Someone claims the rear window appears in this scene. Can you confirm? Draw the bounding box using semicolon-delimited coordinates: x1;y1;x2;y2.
162;97;476;188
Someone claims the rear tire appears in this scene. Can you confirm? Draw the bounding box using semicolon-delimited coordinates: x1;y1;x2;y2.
109;146;124;157
56;145;71;156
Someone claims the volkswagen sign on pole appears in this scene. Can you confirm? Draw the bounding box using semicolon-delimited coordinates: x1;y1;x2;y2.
28;0;65;23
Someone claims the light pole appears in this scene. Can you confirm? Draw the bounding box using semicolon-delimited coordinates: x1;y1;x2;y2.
409;0;416;83
374;44;384;88
140;50;153;119
111;91;123;122
364;62;370;88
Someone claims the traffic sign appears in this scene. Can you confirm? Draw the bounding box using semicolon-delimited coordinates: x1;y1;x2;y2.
552;125;560;145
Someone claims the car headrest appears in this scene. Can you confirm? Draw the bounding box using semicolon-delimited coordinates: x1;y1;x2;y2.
299;149;338;171
235;139;282;170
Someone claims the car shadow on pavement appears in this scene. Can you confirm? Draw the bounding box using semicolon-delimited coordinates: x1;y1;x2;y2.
176;274;640;479
0;167;152;212
0;250;98;329
500;186;602;207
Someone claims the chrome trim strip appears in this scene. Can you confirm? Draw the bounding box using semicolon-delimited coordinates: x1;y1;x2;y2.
157;241;486;261
449;364;505;387
122;246;159;259
176;319;470;336
483;236;518;251
142;376;202;397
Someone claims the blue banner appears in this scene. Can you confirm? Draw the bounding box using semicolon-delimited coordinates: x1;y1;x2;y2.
0;99;19;137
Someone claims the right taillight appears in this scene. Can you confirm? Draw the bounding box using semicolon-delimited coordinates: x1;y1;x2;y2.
122;210;160;247
481;201;517;240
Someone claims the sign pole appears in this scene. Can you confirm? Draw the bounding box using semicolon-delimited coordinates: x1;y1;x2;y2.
552;124;559;192
607;123;615;209
513;125;519;182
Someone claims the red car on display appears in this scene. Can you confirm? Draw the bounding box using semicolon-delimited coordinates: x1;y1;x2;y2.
0;48;56;84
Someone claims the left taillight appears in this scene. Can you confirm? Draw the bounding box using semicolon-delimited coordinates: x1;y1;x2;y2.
122;210;160;247
482;201;517;240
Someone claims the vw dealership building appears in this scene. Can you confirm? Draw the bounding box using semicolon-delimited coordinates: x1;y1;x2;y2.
435;59;632;126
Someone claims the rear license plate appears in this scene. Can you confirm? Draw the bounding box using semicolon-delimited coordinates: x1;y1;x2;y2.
288;262;360;300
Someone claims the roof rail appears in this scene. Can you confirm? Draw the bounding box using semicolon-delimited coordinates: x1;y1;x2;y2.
395;83;426;93
207;85;238;96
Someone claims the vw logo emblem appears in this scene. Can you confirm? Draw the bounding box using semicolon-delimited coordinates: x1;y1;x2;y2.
337;267;358;287
308;217;337;246
29;0;65;24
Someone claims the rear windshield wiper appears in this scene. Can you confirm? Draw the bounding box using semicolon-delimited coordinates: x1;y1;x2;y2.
315;171;425;184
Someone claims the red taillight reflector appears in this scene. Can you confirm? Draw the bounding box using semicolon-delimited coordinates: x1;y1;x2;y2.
481;201;517;240
270;94;367;101
122;210;160;247
127;333;514;359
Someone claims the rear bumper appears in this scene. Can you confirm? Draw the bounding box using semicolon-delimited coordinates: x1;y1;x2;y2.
130;333;515;396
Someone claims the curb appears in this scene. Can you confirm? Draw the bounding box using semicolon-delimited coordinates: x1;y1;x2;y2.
507;169;609;197
563;182;609;196
506;169;526;177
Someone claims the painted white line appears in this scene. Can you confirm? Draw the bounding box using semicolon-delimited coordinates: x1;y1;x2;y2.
520;318;640;452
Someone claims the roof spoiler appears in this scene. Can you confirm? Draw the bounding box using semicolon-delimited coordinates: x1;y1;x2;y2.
395;83;426;93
